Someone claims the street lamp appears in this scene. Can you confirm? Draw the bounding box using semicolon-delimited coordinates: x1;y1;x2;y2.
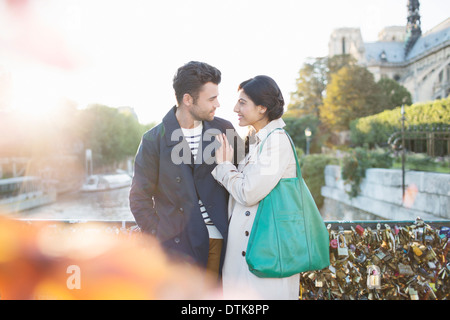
401;105;406;202
305;127;312;155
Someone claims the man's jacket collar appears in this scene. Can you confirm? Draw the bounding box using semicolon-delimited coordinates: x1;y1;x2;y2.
162;106;182;147
162;106;219;164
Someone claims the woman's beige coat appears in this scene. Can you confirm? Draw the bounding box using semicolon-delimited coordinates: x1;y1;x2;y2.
212;118;300;300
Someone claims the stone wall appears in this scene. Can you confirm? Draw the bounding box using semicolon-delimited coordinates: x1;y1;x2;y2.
321;165;450;221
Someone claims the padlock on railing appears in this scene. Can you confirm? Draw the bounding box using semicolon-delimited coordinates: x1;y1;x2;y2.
367;265;381;289
337;232;349;258
298;219;449;300
440;226;450;239
355;225;365;237
330;233;338;250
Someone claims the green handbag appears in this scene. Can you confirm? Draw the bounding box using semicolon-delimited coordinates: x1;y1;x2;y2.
245;128;330;278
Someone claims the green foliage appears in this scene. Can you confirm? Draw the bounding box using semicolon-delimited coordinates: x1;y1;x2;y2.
326;54;357;78
286;54;356;118
286;58;326;118
392;153;450;173
405;98;450;124
350;97;450;147
299;153;339;208
399;153;434;171
341;147;393;198
377;77;412;109
299;147;446;206
0;102;155;179
320;65;386;131
77;104;151;168
283;115;320;153
286;55;413;149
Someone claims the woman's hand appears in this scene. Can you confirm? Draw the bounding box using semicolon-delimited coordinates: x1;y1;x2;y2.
215;133;234;164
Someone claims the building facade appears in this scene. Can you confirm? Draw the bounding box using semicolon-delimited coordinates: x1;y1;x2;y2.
328;1;450;103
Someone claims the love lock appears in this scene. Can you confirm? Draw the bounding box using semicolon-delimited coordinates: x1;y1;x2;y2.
337;232;349;258
367;265;381;289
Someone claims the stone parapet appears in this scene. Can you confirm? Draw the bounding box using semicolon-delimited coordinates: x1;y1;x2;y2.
321;165;450;220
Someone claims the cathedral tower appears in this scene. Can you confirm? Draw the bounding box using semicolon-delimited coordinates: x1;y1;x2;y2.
404;0;422;57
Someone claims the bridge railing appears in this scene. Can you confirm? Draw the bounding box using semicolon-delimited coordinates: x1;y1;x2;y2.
14;218;450;300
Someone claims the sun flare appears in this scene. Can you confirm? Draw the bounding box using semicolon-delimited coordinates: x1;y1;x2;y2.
7;62;70;120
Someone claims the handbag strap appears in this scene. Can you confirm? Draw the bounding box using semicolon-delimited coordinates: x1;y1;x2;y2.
258;128;302;181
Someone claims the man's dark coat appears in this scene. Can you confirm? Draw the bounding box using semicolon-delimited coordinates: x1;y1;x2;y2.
129;106;241;270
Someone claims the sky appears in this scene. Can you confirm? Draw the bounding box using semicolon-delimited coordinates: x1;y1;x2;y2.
0;0;449;134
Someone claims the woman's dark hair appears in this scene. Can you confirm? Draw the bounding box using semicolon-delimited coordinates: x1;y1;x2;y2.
238;75;284;121
173;61;221;104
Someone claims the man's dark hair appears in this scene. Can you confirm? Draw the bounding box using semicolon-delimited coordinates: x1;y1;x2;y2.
238;75;284;121
173;61;221;105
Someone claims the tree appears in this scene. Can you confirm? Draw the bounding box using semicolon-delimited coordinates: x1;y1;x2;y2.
77;104;148;169
326;54;357;80
377;77;412;109
286;57;327;118
283;115;320;153
319;65;385;131
286;55;356;118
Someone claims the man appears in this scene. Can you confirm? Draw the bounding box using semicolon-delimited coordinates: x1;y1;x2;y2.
129;61;242;280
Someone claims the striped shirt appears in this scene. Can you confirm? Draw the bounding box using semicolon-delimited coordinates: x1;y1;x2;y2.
181;123;223;239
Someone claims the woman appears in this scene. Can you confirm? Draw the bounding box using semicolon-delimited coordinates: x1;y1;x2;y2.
212;75;300;300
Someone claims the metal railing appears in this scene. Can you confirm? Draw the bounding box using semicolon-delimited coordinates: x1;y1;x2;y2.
388;126;450;157
8;218;450;300
18;218;450;230
387;107;449;200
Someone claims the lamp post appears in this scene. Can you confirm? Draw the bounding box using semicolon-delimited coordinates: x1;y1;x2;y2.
85;149;93;177
305;127;312;155
401;105;405;203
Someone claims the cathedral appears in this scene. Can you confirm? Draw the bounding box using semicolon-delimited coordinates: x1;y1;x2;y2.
328;0;450;103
